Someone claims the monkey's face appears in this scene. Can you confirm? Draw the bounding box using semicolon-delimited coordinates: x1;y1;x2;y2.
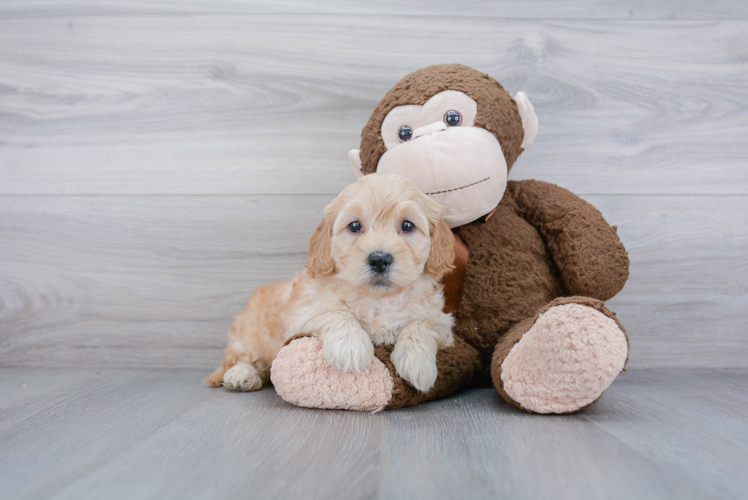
377;90;508;228
349;64;538;227
350;85;537;228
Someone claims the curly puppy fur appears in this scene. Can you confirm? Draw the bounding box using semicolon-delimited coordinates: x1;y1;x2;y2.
206;173;456;393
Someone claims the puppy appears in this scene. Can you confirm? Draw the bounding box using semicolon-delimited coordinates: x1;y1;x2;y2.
206;173;456;393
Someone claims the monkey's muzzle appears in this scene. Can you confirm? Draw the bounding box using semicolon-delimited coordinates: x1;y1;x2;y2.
377;126;508;228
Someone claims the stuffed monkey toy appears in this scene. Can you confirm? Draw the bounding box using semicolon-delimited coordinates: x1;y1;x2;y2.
270;64;630;413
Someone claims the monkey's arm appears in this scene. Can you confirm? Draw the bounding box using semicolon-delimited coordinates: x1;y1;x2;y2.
508;180;629;301
271;334;480;410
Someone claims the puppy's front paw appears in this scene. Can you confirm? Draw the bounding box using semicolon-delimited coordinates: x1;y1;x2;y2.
321;328;374;373
391;339;438;393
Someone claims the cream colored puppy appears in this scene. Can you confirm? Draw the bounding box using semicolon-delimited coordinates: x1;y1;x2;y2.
206;173;456;393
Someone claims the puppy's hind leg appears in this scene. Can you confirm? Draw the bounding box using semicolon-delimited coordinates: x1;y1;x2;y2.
205;344;261;389
205;281;290;391
222;332;272;392
222;360;266;392
205;340;271;392
205;364;227;387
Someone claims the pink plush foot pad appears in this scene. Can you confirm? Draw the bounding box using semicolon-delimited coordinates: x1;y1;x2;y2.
271;337;394;411
501;303;628;414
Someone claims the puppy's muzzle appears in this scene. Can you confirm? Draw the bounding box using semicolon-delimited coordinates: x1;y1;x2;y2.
368;252;393;275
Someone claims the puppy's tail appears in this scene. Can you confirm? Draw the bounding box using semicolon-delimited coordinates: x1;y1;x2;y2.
204;365;225;387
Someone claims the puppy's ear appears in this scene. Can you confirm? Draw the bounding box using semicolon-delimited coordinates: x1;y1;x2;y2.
307;215;336;278
425;202;456;277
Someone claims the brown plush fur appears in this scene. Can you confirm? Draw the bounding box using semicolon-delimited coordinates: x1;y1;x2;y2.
457;180;629;358
355;64;630;411
382;182;630;409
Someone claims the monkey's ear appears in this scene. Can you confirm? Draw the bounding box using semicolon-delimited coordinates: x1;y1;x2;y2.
514;92;538;149
348;149;365;178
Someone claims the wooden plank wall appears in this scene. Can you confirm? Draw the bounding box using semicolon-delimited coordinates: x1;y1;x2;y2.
1;1;746;369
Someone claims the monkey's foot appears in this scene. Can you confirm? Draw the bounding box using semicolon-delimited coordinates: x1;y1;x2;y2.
492;299;628;414
271;337;393;411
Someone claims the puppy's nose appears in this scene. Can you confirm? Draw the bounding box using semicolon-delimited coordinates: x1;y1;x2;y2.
368;252;393;274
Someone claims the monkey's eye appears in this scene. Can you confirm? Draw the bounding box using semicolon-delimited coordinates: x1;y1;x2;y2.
401;220;415;233
444;110;462;127
348;221;362;233
398;125;413;142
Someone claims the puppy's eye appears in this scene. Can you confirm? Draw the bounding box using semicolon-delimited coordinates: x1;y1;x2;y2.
401;220;415;233
444;110;462;127
348;221;362;233
398;125;413;142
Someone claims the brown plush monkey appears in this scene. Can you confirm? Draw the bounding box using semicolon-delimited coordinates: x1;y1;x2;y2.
271;64;630;413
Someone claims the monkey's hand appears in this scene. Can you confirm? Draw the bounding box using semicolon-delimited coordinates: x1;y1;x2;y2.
271;334;479;411
509;180;629;301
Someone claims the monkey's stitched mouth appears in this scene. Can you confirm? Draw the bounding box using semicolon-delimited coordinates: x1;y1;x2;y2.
425;177;490;196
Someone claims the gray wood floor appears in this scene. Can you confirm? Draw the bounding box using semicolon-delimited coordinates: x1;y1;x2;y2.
0;368;745;500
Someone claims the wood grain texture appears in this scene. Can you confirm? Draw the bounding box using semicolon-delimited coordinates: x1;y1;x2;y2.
0;369;213;498
0;195;328;368
603;195;748;369
584;370;748;499
1;5;747;371
376;388;707;500
1;15;747;196
0;194;745;369
2;0;748;19
1;368;746;499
